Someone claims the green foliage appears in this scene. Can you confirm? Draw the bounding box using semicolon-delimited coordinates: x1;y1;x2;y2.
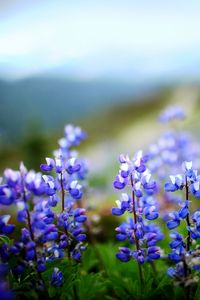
73;273;108;300
0;234;11;245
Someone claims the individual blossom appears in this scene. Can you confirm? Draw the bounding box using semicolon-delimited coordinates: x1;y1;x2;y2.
50;268;64;287
0;215;15;235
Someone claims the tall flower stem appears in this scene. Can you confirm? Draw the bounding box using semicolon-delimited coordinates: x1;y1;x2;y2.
22;184;44;284
185;177;191;252
20;170;35;242
60;172;71;260
26;208;34;241
60;172;65;213
185;176;191;300
150;261;158;280
130;174;144;286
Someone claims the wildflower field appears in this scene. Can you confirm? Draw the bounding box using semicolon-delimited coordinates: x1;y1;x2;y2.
1;103;200;300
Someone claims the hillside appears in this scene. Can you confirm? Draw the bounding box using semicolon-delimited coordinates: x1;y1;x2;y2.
0;77;158;141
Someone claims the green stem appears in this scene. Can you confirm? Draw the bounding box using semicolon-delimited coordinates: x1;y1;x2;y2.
130;174;144;286
26;208;34;241
60;172;65;213
184;176;191;300
22;182;44;284
185;177;191;252
60;172;71;260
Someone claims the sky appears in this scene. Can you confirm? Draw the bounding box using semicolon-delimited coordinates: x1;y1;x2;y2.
1;0;200;81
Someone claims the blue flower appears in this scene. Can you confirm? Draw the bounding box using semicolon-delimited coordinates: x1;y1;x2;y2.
144;206;159;220
169;232;186;255
69;181;83;200
167;212;181;230
116;247;131;262
112;193;131;216
147;246;160;260
113;150;161;267
178;200;189;219
66;158;81;175
50;268;63;287
159;105;185;123
168;252;182;262
165;175;184;192
132;249;145;264
0;282;14;300
113;174;128;190
40;157;55;172
190;181;200;199
0;215;15;235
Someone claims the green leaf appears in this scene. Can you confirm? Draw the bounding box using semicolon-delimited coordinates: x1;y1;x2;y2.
48;286;57;298
0;235;11;245
195;280;200;300
74;273;108;300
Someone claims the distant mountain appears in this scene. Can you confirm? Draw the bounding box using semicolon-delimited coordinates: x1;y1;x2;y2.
0;77;156;142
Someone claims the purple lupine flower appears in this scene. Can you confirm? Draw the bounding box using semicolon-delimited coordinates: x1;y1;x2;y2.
40;158;55;172
167;212;181;230
168;252;182;263
113;174;128;190
0;123;88;291
187;211;200;239
25;241;36;261
0;215;15;235
42;175;57;196
66;158;81;175
178;200;189;219
144;206;159;220
167;262;185;279
169;232;183;248
165;175;184;192
50;268;63;287
116;247;131;262
59;234;68;249
57;125;86;156
68;181;83;200
0;282;14;300
0;263;8;279
147;246;160;260
164;160;200;284
112;193;131;216
159;105;185;123
190;181;200;198
112;150;162;269
73;208;87;223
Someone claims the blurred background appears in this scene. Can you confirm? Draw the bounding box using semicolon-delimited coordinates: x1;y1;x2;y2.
0;0;200;187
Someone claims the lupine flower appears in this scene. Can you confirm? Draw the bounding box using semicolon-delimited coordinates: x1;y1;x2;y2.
0;215;15;235
0;282;14;300
112;151;161;269
147;108;200;210
159;105;185;123
50;268;64;287
0;124;88;295
165;160;200;285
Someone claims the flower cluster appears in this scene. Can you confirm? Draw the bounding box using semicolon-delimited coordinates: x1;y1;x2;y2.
158;105;185;123
148;131;192;177
148;105;200;212
0;124;88;297
165;161;200;285
112;151;162;266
